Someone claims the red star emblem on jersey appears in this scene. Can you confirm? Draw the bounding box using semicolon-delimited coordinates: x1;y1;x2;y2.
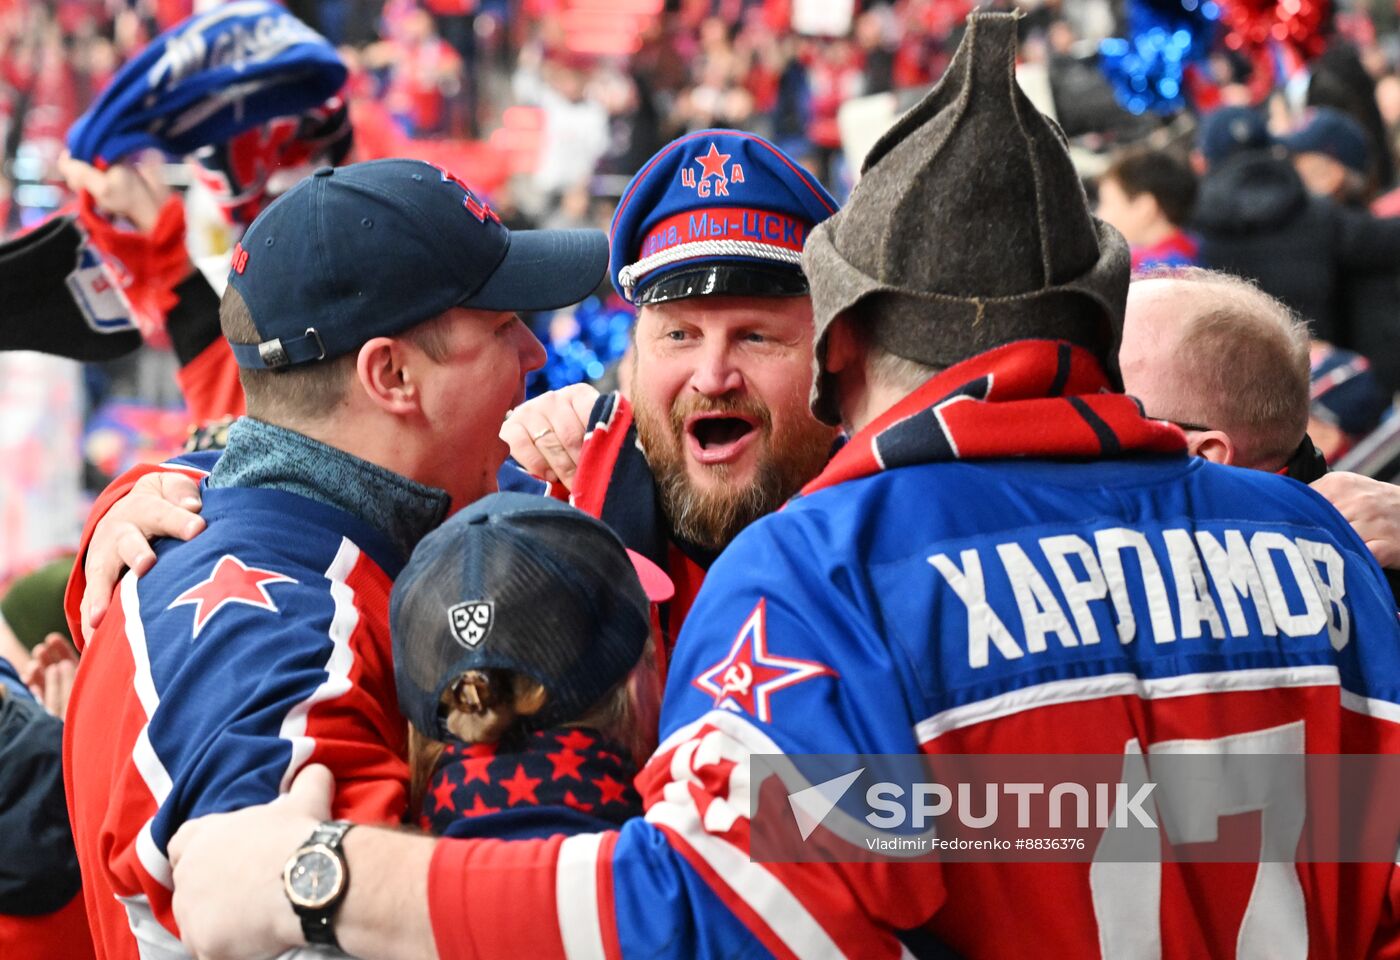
694;142;731;182
167;555;297;639
692;599;837;723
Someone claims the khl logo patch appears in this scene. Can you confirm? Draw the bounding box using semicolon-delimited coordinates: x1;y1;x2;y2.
448;601;493;648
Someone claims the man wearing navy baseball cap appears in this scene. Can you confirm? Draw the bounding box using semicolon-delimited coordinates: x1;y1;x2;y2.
501;130;840;654
64;157;607;960
66;135;837;683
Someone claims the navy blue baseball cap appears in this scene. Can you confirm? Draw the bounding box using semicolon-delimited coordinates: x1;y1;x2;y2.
609;129;838;305
1198;107;1273;169
1282;107;1371;175
1311;344;1391;438
226;158;608;369
67;1;347;165
391;492;672;740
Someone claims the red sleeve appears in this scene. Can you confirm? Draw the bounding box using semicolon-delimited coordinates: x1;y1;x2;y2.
429;835;568;960
63;461;212;653
174;338;245;424
0;893;96;960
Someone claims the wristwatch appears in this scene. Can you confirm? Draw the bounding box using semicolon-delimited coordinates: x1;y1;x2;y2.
282;820;354;949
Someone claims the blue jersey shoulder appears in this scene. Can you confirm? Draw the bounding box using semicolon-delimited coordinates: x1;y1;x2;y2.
692;457;1400;725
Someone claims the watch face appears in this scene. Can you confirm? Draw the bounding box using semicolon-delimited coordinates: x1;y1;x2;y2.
284;845;344;910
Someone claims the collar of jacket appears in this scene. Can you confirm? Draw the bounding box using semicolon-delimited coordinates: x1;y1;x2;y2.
209;416;450;561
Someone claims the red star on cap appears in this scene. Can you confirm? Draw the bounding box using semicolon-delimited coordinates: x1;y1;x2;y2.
500;764;542;806
593;773;629;806
431;776;457;813
548;748;586;781
167;555;297;639
564;790;594;813
694;142;731;182
692;599;837;723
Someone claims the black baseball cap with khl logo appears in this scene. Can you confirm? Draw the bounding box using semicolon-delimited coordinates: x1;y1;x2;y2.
391;492;673;742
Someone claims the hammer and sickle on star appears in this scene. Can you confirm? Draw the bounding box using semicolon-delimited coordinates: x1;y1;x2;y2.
721;661;753;696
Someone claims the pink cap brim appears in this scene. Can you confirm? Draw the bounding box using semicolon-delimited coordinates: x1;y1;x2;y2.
626;548;675;603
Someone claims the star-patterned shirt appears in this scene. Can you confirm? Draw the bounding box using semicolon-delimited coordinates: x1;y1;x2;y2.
421;728;642;840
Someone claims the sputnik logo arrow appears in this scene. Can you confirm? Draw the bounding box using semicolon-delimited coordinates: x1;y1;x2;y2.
786;768;864;841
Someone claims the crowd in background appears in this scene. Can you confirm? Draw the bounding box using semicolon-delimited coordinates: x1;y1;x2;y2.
5;0;1400;641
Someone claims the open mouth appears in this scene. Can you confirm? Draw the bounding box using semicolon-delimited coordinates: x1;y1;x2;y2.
685;413;759;465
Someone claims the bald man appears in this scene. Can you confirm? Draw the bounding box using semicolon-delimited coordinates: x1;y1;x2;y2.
1119;268;1315;472
1120;267;1400;586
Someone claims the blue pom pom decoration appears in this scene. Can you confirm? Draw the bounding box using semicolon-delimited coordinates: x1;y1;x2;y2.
526;298;637;397
1099;0;1221;115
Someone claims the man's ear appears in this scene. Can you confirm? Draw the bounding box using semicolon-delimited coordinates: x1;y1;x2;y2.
355;337;419;415
1188;430;1236;466
823;313;862;375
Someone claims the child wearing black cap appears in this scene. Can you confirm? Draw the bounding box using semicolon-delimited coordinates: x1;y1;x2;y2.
390;492;672;840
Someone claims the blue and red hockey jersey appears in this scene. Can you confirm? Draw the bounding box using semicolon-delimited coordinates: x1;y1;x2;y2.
428;453;1400;959
64;453;410;960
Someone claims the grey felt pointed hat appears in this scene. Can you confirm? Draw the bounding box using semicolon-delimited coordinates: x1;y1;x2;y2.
803;11;1131;425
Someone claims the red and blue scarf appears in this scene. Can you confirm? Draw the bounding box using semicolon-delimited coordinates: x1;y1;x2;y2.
803;339;1188;497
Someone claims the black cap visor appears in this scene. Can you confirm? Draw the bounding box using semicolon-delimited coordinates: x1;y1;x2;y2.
637;263;810;305
461;228;609;312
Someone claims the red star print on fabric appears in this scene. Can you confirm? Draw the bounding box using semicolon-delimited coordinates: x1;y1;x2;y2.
594;773;628;806
167;555;297;639
548;748;586;781
500;764;542;806
694;143;731;182
564;790;594;813
556;730;595;752
463;795;500;817
431;776;456;813
458;754;495;785
692;598;837;723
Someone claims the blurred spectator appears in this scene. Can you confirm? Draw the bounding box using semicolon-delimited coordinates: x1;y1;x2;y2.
513;48;608;207
0;558;73;655
1307;43;1395;194
1283;107;1400;396
1310;343;1394;462
0;656;94;960
1096;148;1198;271
1193;106;1400;394
0;354;84;587
806;37;864;183
423;0;479;134
855;9;894;95
365;7;463;138
1284;107;1374;205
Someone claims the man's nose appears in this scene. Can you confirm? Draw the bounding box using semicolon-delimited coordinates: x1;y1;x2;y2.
690;342;743;396
518;324;547;374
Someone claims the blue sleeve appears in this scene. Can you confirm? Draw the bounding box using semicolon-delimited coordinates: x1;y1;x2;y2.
497;458;550;495
0;688;80;915
599;511;941;958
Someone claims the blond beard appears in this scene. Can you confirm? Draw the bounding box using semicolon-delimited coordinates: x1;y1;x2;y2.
633;390;833;551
